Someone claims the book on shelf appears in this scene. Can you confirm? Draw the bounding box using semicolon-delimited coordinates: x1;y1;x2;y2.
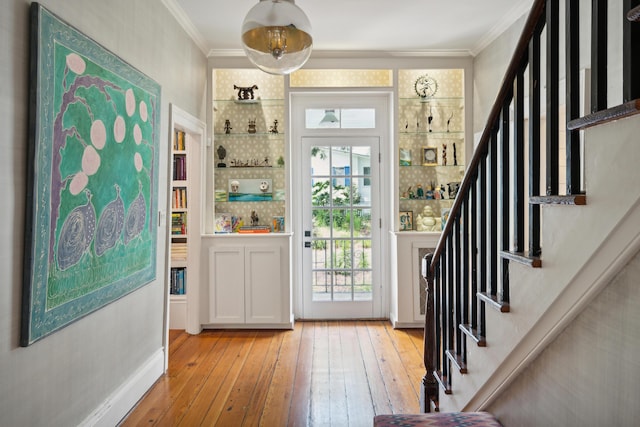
172;188;187;209
174;130;186;151
172;155;187;181
238;225;271;234
170;267;187;295
171;243;188;261
171;212;187;235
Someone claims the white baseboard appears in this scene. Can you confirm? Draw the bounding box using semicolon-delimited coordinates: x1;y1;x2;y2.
80;348;164;427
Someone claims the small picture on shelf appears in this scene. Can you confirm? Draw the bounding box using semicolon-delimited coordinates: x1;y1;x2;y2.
399;211;414;231
399;148;411;166
214;212;232;233
272;216;285;232
228;178;273;202
441;208;451;230
422;147;438;166
215;189;227;202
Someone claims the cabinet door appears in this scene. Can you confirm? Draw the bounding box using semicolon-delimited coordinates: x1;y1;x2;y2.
245;246;282;324
208;246;245;323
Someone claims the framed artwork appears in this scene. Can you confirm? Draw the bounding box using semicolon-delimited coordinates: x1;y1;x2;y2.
228;178;273;201
422;147;438;166
214;212;233;233
22;4;161;345
399;148;411;166
399;211;414;231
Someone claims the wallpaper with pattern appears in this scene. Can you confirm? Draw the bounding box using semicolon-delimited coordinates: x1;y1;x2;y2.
398;69;465;223
213;70;285;229
290;69;393;88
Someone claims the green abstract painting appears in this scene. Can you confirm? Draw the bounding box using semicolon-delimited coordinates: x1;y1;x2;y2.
22;3;161;345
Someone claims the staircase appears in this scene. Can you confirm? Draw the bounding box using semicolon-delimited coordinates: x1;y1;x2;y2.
420;0;640;422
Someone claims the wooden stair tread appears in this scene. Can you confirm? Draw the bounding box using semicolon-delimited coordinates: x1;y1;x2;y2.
477;292;511;312
529;194;586;205
567;99;640;130
459;324;487;347
445;349;468;374
433;371;452;395
500;250;542;267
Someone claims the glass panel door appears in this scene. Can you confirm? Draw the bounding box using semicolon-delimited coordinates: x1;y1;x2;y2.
302;137;380;319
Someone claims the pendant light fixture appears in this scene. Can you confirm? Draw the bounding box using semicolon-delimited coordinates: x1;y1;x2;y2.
241;0;313;75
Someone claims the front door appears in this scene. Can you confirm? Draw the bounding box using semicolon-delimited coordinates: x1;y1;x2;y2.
301;136;380;319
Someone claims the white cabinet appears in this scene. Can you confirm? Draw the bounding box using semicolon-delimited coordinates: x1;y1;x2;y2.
390;232;439;327
205;234;292;328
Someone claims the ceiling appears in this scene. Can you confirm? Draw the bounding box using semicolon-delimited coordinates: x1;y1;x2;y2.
166;0;533;58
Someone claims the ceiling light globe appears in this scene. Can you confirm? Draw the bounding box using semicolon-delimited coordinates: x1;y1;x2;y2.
241;0;313;75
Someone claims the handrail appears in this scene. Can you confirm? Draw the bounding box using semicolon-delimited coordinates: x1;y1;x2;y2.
430;0;546;268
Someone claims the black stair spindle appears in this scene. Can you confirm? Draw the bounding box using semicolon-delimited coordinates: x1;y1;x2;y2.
529;26;542;257
592;0;608;112
546;0;560;196
566;0;582;195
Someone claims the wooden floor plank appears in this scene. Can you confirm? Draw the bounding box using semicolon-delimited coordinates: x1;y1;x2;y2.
386;325;427;397
215;331;276;426
366;322;420;413
241;332;286;427
354;320;393;415
259;323;304;426
309;321;331;426
328;322;349;426
339;321;376;426
287;322;314;427
199;331;258;426
159;332;230;426
120;331;222;426
177;331;256;426
121;321;424;426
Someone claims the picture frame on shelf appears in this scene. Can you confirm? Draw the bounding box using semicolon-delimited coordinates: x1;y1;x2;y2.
214;212;233;233
399;148;411;166
399;211;414;231
422;147;438;166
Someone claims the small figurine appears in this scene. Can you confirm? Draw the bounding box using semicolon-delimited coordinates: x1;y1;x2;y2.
233;84;258;100
269;119;279;134
416;184;424;198
224;119;232;134
442;143;447;166
447;112;453;132
453;142;458;166
416;205;441;232
251;210;259;226
216;145;227;168
248;119;257;134
428;106;434;132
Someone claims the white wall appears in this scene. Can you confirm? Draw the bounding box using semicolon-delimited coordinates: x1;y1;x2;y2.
0;0;206;425
487;248;640;426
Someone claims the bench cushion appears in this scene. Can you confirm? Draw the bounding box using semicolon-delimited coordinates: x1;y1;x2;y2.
373;411;502;427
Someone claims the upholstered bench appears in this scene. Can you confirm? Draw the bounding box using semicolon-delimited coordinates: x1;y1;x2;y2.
373;411;502;427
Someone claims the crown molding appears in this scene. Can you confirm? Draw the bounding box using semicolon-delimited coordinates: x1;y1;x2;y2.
207;49;473;59
470;0;534;56
161;0;209;55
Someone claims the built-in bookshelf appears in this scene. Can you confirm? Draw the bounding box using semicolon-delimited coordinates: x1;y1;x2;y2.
170;128;188;299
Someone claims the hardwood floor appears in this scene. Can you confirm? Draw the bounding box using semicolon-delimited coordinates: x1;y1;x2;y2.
120;321;425;427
